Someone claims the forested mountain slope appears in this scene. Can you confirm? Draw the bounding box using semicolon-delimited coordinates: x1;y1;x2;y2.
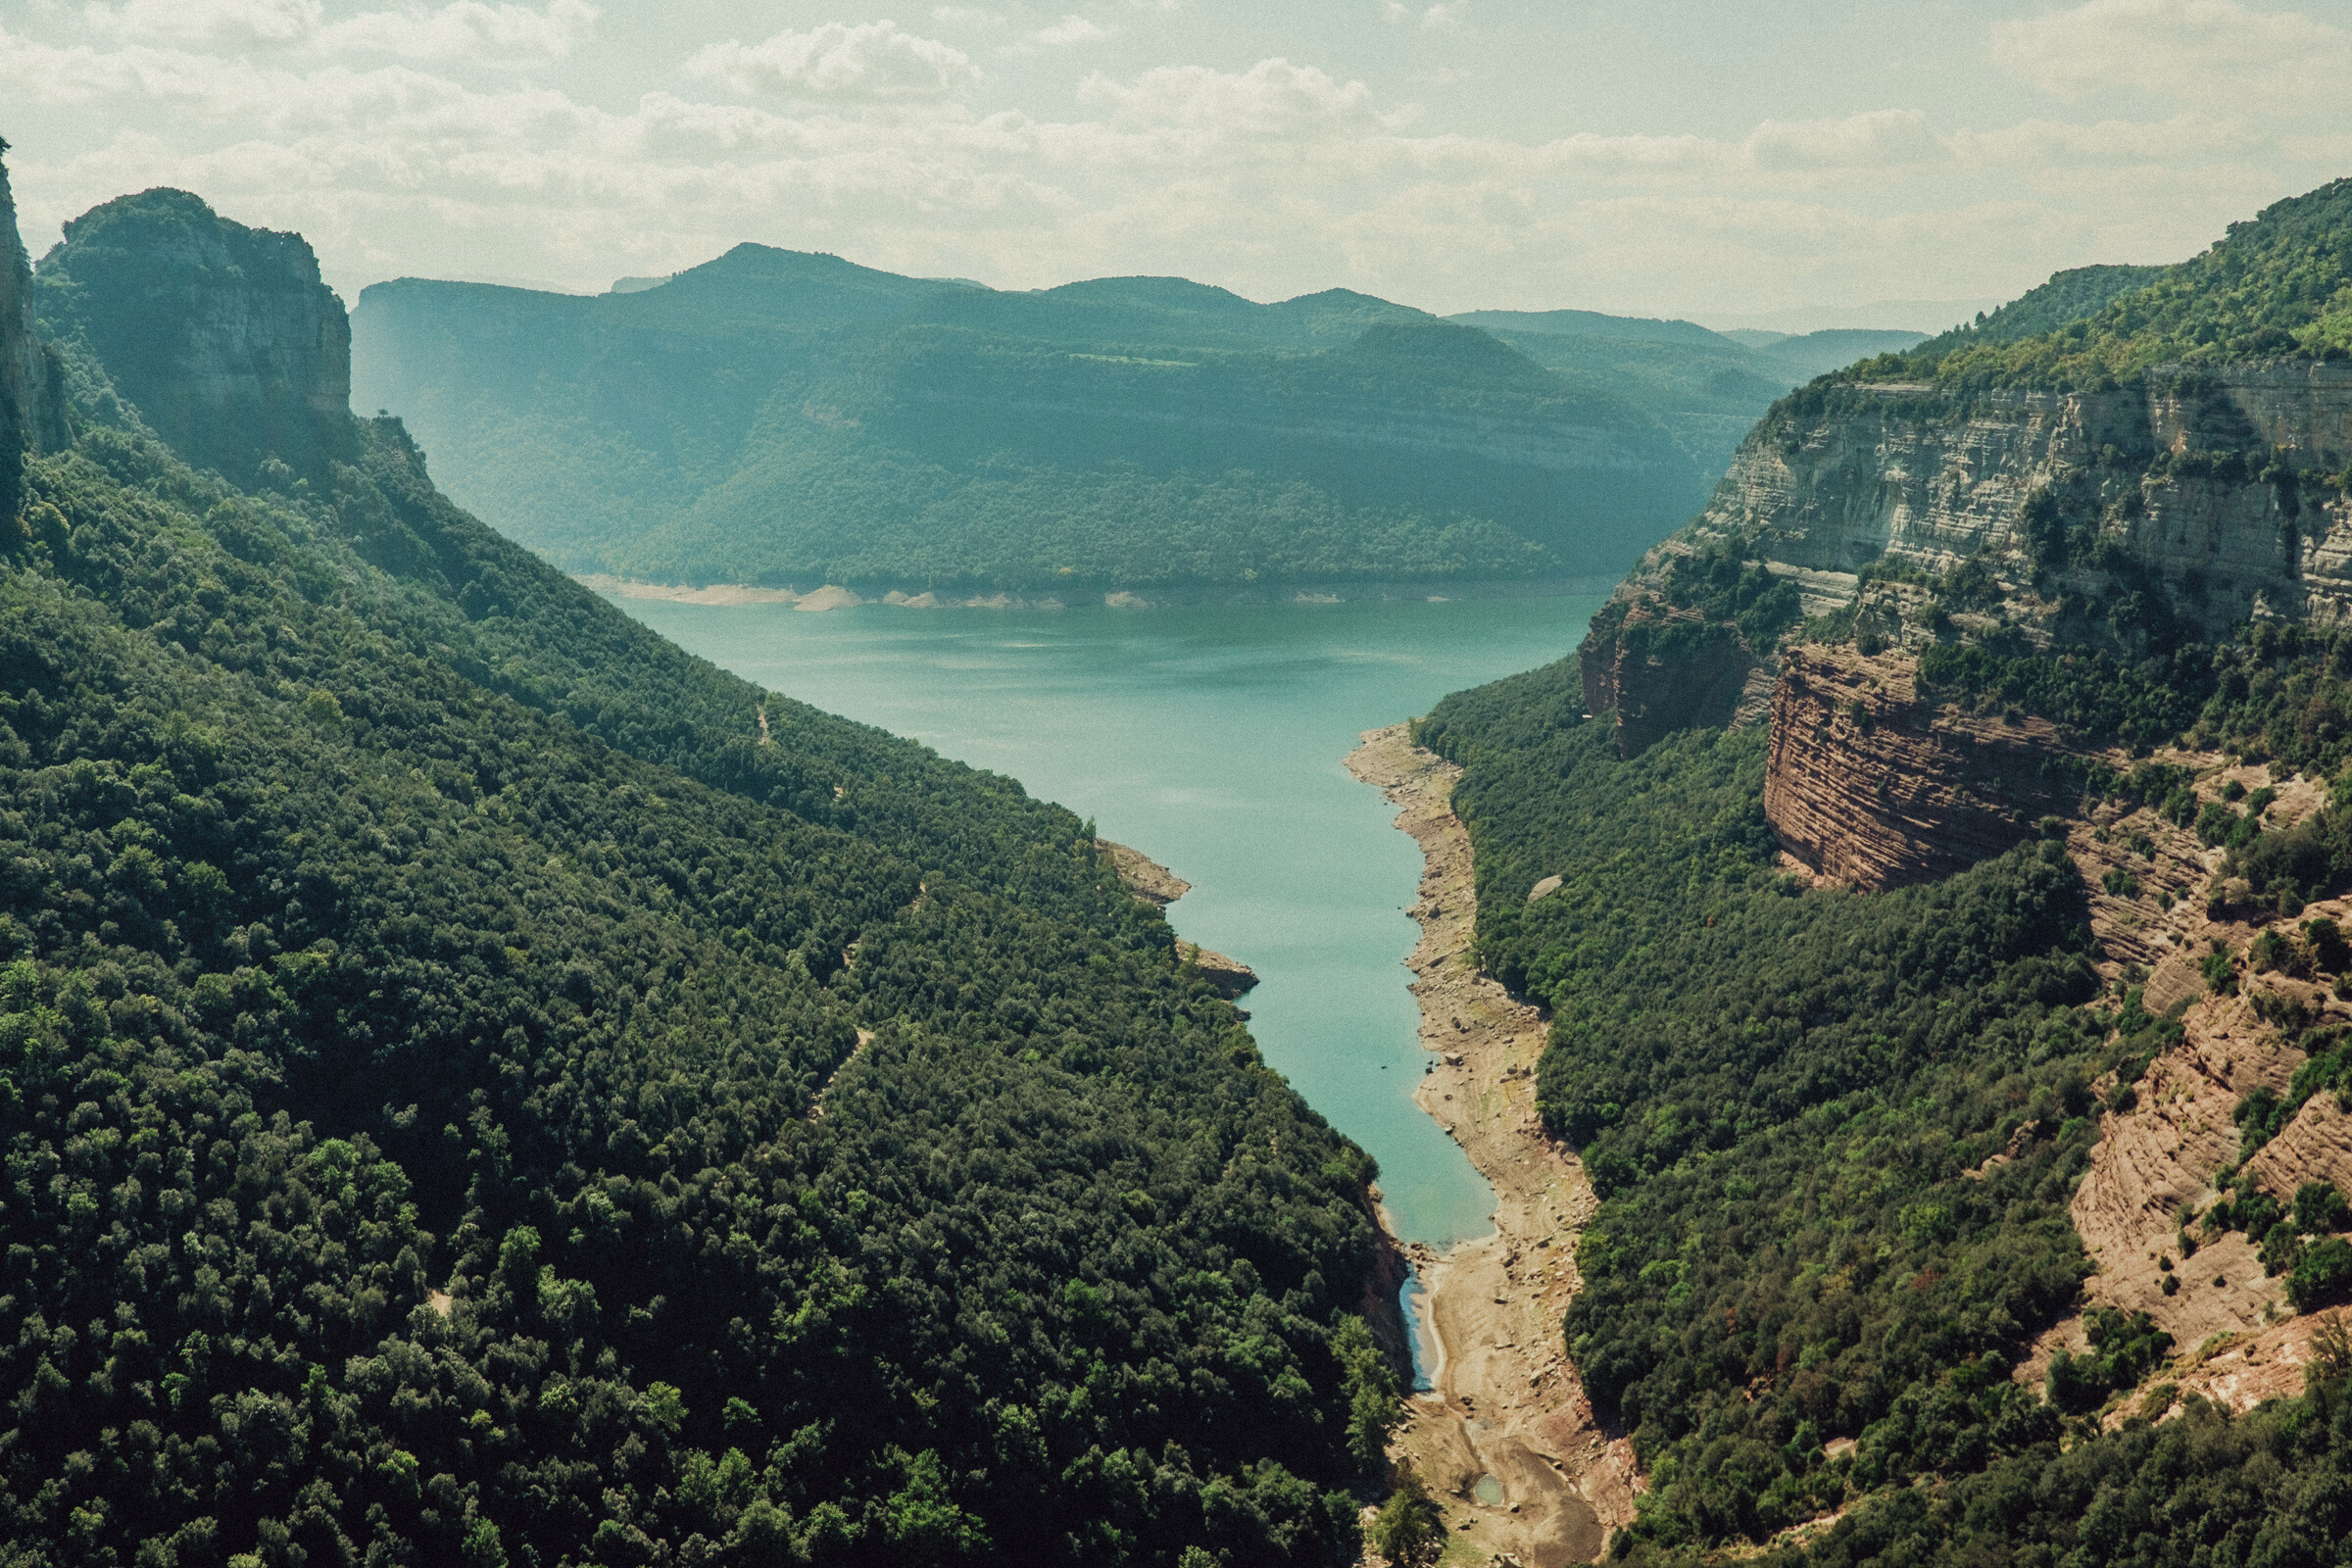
0;175;1397;1567
347;251;1891;596
1451;318;1926;489
1408;172;2352;1562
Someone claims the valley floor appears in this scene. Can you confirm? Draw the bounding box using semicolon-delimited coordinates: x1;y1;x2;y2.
1347;725;1639;1567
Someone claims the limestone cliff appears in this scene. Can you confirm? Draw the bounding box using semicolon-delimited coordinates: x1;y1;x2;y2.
1643;362;2352;647
33;188;354;485
0;146;65;518
1578;357;2352;833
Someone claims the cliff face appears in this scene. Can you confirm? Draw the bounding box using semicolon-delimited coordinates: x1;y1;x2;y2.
1576;357;2352;794
35;188;353;485
0;149;64;517
1579;603;1759;757
1761;645;2093;889
1659;362;2352;641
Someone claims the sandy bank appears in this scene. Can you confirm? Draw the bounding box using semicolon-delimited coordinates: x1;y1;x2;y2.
1347;724;1638;1567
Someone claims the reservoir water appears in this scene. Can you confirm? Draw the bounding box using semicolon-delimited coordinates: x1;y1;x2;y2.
612;592;1605;1250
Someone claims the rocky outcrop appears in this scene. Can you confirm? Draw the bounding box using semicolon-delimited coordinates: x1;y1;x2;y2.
1098;842;1255;996
0;146;65;518
34;188;354;486
1579;602;1758;758
1762;646;2102;889
1100;839;1191;906
1178;943;1257;1000
1646;363;2352;647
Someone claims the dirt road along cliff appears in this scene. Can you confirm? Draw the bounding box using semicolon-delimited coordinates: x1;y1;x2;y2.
1347;725;1639;1568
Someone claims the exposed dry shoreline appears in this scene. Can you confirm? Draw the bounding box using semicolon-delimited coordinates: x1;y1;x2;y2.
1346;725;1638;1568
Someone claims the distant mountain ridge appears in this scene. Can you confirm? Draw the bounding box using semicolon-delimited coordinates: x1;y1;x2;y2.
349;244;1928;596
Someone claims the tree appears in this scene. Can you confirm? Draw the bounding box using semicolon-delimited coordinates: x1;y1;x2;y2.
2288;1236;2352;1312
1367;1473;1445;1568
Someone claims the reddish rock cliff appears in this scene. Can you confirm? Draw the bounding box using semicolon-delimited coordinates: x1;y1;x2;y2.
1763;646;2093;889
1579;599;1758;758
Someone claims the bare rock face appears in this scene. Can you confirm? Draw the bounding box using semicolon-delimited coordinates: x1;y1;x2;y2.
1762;645;2088;889
34;188;354;486
0;147;65;517
1579;601;1757;758
1099;839;1191;906
1178;943;1258;1000
1648;364;2352;643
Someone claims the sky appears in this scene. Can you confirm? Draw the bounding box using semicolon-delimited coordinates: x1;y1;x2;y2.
1;0;2346;329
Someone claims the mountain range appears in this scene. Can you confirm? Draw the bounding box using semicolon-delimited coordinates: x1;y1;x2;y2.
349;249;1922;596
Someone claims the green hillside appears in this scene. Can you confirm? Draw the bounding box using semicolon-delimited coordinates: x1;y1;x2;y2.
350;256;1714;594
0;182;1396;1566
1444;314;1925;484
1414;667;2106;1551
1866;177;2352;389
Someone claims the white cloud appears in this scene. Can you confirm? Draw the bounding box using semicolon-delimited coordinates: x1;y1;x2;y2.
685;21;976;100
1990;0;2352;104
1742;109;1944;172
79;0;595;60
320;1;599;62
7;12;2343;318
1077;58;1381;134
1032;15;1110;47
82;0;320;47
1383;1;1464;27
1952;113;2267;170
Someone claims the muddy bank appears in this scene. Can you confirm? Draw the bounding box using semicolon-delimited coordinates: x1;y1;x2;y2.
1347;724;1639;1567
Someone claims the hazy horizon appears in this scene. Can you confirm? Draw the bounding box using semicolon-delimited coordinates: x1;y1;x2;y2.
6;1;2346;331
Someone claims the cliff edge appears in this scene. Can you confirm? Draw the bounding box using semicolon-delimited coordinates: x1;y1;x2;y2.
0;144;65;518
33;187;355;486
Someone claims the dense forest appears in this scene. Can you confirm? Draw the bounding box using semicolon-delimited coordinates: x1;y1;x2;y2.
348;245;1917;596
1417;669;2110;1549
1415;644;2352;1561
0;178;1401;1565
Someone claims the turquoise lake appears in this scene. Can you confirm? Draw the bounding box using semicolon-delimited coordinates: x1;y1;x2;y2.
611;592;1605;1250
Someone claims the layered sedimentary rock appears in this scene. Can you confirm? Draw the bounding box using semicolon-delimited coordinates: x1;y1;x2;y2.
1651;362;2352;643
1579;603;1758;758
34;188;354;485
1762;645;2092;889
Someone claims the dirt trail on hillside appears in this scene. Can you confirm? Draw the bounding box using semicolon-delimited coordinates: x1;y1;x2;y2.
1348;725;1638;1567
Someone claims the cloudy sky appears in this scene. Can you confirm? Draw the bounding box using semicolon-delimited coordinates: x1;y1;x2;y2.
2;0;2345;327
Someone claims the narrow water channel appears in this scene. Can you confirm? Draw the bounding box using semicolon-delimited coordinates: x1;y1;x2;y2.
612;592;1604;1250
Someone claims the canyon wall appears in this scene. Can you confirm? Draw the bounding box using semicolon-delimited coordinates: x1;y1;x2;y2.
1761;645;2095;889
0;150;64;517
1652;362;2352;643
1579;603;1759;757
34;188;355;486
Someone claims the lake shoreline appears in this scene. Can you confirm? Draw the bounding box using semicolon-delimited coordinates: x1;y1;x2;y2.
1345;723;1639;1565
578;573;1622;611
